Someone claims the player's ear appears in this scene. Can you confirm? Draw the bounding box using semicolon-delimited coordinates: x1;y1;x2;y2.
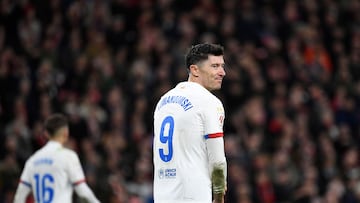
189;64;200;77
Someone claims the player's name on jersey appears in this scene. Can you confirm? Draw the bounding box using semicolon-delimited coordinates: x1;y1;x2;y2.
34;158;54;166
158;168;177;179
157;95;194;111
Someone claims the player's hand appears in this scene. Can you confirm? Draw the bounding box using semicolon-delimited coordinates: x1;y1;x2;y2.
212;196;224;203
213;191;225;203
213;182;226;203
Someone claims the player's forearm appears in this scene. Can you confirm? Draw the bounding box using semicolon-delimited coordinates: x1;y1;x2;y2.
206;137;227;200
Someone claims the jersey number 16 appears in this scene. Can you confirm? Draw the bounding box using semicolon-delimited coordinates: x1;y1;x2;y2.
34;173;54;203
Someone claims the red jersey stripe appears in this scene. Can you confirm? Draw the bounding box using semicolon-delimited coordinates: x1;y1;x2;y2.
73;179;86;186
204;133;224;139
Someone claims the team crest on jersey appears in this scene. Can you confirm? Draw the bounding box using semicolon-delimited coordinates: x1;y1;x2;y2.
216;106;224;128
158;168;177;179
219;115;224;127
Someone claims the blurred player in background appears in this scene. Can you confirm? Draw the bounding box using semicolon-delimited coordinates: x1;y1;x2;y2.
153;43;227;203
14;114;100;203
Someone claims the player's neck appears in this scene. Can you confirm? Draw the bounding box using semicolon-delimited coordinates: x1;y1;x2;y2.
188;76;201;85
50;136;66;145
188;77;210;91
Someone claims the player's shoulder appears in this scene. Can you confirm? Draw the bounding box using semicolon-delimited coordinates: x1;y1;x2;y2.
25;153;37;165
198;89;223;106
189;82;221;99
27;146;47;161
52;148;80;165
59;147;79;157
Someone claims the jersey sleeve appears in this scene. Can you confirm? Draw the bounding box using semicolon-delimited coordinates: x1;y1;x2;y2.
14;183;32;203
14;160;33;203
19;160;32;188
203;97;227;196
75;183;101;203
66;151;86;185
203;98;225;139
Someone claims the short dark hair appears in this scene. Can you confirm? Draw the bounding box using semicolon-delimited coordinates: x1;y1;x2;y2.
44;114;68;137
185;43;224;69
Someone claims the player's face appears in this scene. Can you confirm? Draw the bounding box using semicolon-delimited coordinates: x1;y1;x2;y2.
198;55;226;91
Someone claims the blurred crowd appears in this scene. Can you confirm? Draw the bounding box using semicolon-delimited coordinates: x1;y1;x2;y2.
1;0;360;202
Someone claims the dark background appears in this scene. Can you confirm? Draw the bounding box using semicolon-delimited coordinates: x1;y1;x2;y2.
1;0;360;202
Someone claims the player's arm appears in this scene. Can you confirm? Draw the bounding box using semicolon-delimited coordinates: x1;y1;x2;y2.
14;181;32;203
206;137;227;203
74;182;100;203
204;101;227;203
14;161;32;203
68;152;100;203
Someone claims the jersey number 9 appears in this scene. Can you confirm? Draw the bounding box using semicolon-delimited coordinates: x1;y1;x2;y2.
159;116;174;162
